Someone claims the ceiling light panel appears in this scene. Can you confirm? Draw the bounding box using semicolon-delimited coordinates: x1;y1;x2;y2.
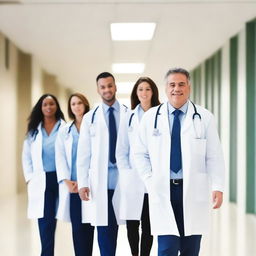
111;23;156;41
116;82;134;94
112;63;145;74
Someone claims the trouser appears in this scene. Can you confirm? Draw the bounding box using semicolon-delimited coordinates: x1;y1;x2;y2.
38;172;58;256
97;190;119;256
70;193;95;256
126;194;153;256
158;180;202;256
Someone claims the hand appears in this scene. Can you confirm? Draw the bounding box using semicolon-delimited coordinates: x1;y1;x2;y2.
79;187;90;201
212;191;223;209
64;180;78;193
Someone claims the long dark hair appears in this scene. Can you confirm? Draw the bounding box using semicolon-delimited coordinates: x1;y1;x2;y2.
67;93;90;120
26;94;65;136
130;77;161;110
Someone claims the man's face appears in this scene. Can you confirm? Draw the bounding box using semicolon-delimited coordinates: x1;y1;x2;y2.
165;73;190;108
97;76;117;104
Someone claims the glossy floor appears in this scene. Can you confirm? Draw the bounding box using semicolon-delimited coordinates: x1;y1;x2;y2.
1;194;255;256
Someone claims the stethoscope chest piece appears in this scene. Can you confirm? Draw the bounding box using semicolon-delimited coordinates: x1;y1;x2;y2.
128;126;133;133
152;128;161;136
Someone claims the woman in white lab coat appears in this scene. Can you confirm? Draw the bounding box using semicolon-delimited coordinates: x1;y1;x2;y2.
22;94;65;256
116;77;160;256
55;93;94;256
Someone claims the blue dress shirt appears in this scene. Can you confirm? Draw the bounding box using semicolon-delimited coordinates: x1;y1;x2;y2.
167;101;189;179
71;124;79;181
42;120;61;172
102;101;120;190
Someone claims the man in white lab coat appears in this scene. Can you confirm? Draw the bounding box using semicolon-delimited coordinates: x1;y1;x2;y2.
77;72;127;256
134;68;225;256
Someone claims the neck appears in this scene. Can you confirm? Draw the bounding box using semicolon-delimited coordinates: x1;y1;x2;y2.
140;102;151;112
43;116;56;124
75;116;83;125
103;99;116;106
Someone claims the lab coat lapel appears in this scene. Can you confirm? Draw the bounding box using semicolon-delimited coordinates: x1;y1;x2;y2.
181;100;194;135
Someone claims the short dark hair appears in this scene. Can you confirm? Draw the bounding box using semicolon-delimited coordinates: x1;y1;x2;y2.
68;93;90;120
96;72;115;83
165;68;190;82
130;77;161;110
26;94;65;135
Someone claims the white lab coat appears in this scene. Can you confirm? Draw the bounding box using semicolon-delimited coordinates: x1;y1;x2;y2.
115;105;146;220
22;120;65;219
55;121;80;222
134;101;225;236
77;102;127;226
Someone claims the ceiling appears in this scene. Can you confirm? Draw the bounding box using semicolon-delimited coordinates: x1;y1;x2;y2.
0;0;256;101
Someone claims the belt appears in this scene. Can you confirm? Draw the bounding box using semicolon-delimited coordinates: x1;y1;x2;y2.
170;179;183;185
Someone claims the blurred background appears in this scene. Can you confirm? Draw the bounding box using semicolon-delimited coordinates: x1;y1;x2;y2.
0;0;256;255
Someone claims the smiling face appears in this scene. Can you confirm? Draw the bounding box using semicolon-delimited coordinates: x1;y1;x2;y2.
136;81;153;106
97;76;117;105
41;96;57;118
165;73;190;109
70;96;85;119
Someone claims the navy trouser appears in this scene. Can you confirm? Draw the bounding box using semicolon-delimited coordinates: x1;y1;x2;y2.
38;172;58;256
126;194;153;256
97;190;119;256
158;181;202;256
70;193;95;256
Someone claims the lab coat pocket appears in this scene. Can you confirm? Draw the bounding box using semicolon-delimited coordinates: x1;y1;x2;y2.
191;138;206;173
27;172;44;199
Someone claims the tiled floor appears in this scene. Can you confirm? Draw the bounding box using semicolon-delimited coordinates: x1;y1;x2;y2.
0;193;255;256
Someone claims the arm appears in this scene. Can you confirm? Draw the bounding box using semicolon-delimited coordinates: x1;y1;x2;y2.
77;114;91;200
133;114;153;182
55;127;71;183
22;136;33;183
116;111;131;170
205;115;225;208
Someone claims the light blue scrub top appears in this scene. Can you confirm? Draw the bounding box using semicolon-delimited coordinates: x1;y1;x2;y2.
70;124;79;181
167;101;189;179
42;120;61;172
102;101;120;190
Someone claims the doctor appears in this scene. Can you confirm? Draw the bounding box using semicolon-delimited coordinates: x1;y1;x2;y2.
134;68;225;256
55;93;94;256
77;72;127;256
22;94;65;256
115;77;160;256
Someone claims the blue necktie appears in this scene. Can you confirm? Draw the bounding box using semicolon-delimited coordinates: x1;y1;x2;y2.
109;107;117;164
170;109;182;173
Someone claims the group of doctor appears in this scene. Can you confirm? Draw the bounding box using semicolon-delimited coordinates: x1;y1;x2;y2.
22;67;225;256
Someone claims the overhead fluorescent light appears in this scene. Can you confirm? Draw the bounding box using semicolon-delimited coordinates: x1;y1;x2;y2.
112;63;145;74
111;23;156;41
116;82;134;94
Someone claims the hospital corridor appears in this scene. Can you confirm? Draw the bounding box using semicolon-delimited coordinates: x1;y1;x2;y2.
0;1;256;255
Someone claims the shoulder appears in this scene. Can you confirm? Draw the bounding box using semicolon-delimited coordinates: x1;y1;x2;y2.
144;104;162;118
193;103;214;120
83;105;100;121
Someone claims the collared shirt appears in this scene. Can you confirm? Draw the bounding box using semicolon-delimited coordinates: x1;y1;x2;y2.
102;101;120;189
167;101;189;179
42;120;61;172
137;104;145;122
71;124;79;181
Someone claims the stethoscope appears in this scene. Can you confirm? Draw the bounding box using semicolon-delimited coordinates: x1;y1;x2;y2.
31;121;62;141
89;104;127;137
89;106;99;137
151;101;202;138
64;121;75;139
